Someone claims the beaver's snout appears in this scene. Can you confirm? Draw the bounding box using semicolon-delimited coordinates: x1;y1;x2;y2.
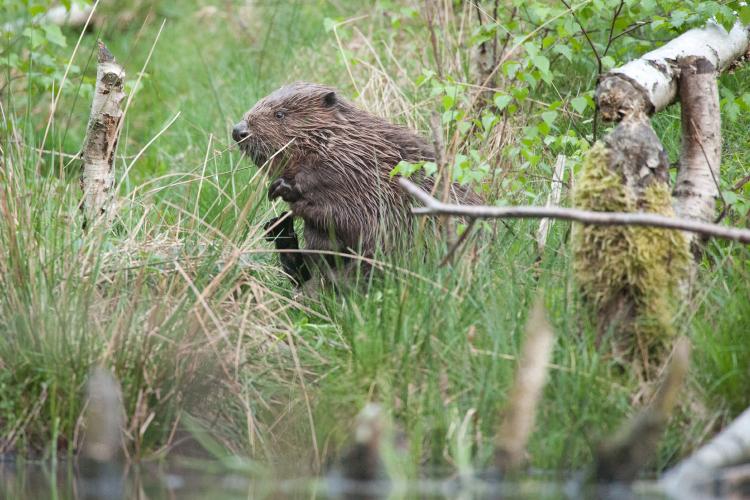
232;122;250;143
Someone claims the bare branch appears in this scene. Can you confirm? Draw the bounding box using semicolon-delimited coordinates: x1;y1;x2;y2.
398;178;750;244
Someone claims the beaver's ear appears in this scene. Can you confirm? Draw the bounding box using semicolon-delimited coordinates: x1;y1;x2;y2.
323;91;337;107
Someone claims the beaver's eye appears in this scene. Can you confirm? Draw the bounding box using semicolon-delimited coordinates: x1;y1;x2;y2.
274;110;285;120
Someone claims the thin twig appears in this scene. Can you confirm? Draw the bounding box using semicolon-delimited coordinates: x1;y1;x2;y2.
425;0;444;79
603;0;625;58
440;218;476;267
733;173;750;192
399;178;750;244
560;0;603;141
560;0;601;71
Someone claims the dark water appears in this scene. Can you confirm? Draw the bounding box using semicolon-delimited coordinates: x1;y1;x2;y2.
0;460;678;499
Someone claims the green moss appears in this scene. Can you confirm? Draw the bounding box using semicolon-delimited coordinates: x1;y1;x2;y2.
572;142;691;364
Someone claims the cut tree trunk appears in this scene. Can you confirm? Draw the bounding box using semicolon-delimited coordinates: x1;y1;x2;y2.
673;56;722;256
494;298;555;474
596;21;749;121
80;41;125;229
571;112;688;369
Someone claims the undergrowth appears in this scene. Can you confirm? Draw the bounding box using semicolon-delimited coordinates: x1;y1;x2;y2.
0;0;748;480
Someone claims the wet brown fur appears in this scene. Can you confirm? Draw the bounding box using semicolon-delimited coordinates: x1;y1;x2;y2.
235;82;480;262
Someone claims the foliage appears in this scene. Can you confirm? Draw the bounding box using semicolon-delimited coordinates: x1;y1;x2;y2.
0;0;748;484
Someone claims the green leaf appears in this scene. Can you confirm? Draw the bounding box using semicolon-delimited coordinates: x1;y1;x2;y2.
457;120;471;135
494;94;512;111
23;27;45;49
423;161;438;176
571;96;588;114
442;94;455;111
541;111;557;126
44;25;67;48
482;113;498;131
531;55;550;75
740;6;750;25
323;17;337;32
722;190;738;205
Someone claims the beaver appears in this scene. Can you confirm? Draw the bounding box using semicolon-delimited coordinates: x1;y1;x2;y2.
232;82;480;284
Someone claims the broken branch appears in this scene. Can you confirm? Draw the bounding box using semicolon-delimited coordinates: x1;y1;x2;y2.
398;178;750;244
596;21;749;121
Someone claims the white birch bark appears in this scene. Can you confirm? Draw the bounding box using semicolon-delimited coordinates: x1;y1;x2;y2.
662;406;750;499
80;41;125;228
597;21;749;121
673;56;722;251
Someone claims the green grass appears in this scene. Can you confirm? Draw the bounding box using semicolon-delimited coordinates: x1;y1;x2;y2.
1;0;749;481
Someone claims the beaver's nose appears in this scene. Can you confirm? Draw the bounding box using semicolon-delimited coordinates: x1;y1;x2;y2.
232;122;250;143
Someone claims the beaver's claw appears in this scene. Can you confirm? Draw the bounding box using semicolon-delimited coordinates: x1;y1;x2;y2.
269;177;301;202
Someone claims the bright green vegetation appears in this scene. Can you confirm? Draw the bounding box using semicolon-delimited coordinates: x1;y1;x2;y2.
1;0;749;479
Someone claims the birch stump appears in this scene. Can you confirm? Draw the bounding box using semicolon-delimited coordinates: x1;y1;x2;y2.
80;41;125;229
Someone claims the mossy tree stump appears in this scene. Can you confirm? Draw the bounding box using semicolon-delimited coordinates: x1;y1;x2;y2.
573;115;690;373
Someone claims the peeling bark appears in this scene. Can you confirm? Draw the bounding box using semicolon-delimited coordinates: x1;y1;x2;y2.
597;22;749;121
80;41;125;229
673;56;721;256
602;112;670;195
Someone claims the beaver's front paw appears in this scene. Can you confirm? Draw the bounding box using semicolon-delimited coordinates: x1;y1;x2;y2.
268;177;301;203
263;212;296;244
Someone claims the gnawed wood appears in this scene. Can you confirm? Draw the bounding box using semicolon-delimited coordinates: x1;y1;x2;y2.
673;56;722;257
591;338;689;483
339;403;387;482
597;21;749;121
80;41;125;229
81;367;124;462
494;298;555;473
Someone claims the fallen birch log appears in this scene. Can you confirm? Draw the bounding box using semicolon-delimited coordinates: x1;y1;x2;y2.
662;406;750;498
80;41;125;229
596;21;750;121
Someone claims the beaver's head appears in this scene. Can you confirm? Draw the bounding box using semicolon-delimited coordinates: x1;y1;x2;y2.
232;82;342;168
